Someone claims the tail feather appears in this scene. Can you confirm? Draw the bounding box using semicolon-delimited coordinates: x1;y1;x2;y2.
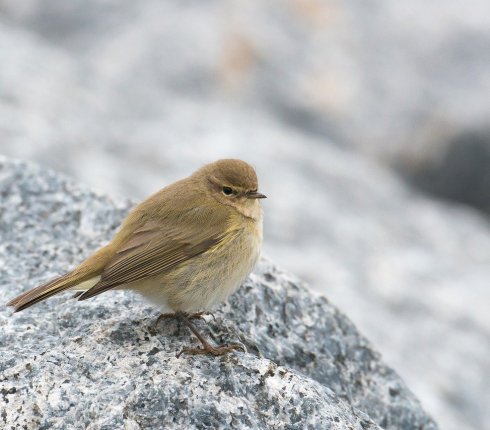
7;272;81;312
7;273;103;312
7;243;115;312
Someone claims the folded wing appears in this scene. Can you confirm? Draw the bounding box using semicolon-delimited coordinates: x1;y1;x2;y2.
77;209;229;300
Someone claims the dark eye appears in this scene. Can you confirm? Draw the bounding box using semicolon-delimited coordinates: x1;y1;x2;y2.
222;186;233;196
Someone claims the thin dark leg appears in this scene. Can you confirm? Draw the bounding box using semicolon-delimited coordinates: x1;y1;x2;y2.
154;311;215;328
176;312;244;358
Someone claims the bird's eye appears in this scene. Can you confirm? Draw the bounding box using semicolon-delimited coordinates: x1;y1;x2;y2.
222;186;233;196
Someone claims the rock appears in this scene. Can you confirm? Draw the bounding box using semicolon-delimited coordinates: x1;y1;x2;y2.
0;157;436;429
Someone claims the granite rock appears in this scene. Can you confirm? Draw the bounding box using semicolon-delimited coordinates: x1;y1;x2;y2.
0;157;436;429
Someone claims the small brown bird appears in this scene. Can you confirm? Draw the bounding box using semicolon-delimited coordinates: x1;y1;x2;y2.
7;159;266;356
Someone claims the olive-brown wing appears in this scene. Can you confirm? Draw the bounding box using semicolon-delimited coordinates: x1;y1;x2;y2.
77;215;228;301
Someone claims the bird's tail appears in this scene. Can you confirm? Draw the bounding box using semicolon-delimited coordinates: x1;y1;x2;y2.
7;244;112;312
6;273;101;312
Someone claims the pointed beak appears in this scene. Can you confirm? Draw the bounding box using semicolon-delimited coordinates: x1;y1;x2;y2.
247;191;267;199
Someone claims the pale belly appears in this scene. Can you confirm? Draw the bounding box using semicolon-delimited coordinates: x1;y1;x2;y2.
130;222;262;312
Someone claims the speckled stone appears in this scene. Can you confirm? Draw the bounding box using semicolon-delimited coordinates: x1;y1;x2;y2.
0;157;436;429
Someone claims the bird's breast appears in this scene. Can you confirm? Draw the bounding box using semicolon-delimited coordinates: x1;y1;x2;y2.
154;218;262;312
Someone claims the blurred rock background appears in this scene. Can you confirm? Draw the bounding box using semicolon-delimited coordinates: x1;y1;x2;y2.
1;1;489;429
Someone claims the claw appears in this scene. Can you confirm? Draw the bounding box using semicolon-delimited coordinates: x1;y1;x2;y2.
177;343;245;358
189;311;216;322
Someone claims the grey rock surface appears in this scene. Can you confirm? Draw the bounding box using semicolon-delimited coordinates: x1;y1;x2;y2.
0;157;436;429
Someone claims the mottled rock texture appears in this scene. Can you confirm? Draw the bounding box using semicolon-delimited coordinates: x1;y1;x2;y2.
0;157;436;429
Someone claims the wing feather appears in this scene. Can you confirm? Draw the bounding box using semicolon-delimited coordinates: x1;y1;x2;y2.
77;207;229;300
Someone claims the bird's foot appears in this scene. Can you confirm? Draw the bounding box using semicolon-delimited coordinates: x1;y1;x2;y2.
177;342;245;358
189;311;216;321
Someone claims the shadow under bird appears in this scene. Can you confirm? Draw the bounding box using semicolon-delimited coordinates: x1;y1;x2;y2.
7;159;266;356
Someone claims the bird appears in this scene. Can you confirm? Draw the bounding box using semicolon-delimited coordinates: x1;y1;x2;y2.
7;159;266;357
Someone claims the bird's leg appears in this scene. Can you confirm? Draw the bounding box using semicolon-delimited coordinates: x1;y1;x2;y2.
154;311;215;328
176;312;244;358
